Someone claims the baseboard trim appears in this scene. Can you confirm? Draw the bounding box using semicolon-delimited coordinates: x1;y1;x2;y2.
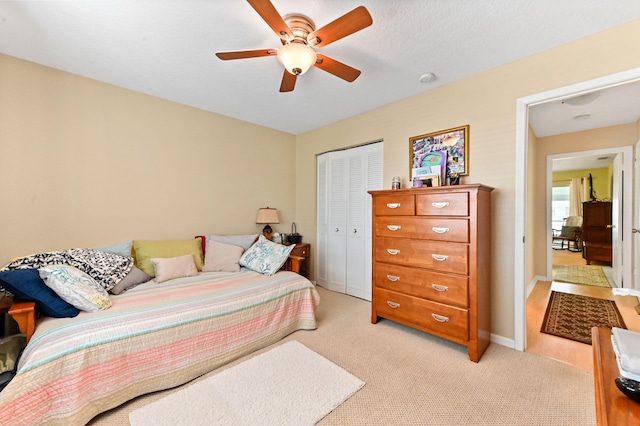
490;333;515;350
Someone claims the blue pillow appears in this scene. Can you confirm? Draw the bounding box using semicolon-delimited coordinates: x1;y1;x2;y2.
0;269;79;318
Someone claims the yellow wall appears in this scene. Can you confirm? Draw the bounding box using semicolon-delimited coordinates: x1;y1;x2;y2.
295;19;640;340
0;54;296;265
552;168;610;199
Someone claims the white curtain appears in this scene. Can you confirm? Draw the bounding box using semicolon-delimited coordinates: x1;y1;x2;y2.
568;177;588;217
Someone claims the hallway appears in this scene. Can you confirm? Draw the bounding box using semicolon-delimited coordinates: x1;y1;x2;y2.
526;249;640;371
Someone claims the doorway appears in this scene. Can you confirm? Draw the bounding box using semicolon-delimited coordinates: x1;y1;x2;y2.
546;148;626;286
514;67;640;352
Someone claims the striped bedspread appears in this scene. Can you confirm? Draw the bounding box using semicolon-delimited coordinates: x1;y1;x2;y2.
0;270;319;425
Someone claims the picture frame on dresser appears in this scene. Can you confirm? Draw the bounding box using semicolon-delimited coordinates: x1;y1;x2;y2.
410;125;469;183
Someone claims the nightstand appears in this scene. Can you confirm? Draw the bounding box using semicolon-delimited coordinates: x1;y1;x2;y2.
285;242;310;278
1;296;36;342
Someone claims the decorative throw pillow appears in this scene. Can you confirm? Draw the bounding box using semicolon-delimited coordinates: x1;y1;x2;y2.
133;239;204;277
0;269;79;318
239;235;294;276
151;255;199;283
109;266;152;295
39;265;112;312
206;234;259;251
95;240;133;258
202;240;244;272
3;248;133;293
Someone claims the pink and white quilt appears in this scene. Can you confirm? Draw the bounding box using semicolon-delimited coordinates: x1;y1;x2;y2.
0;270;319;425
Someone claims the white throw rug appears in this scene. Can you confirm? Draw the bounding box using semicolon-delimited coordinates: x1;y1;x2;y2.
128;340;364;426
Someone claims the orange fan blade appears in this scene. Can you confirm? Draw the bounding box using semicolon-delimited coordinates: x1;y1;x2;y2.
307;6;372;48
215;49;277;60
314;54;361;82
280;69;297;92
247;0;292;41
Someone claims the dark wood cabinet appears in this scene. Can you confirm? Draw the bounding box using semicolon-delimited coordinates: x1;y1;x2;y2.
582;201;612;265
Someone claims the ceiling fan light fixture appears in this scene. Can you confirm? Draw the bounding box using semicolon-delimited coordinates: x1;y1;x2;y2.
277;42;316;75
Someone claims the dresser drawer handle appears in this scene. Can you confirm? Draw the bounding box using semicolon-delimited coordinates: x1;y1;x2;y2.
387;301;400;309
387;225;401;231
386;203;401;209
432;313;449;322
431;202;450;209
431;227;450;234
387;249;400;255
386;275;400;282
432;284;449;292
432;254;448;261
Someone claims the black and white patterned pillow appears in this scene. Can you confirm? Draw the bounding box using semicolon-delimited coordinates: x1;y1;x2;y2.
1;248;133;292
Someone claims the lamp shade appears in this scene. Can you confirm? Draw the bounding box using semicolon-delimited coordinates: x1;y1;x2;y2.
277;43;316;75
256;207;279;224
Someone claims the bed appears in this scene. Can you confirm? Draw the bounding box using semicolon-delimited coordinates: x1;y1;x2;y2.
0;238;319;425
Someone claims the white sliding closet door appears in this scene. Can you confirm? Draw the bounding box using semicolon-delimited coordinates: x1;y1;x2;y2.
317;142;383;301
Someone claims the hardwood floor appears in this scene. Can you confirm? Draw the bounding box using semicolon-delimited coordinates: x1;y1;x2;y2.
526;249;640;371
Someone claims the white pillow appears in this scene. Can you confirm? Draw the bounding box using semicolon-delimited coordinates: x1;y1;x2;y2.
39;264;112;312
239;235;295;276
206;234;258;251
152;255;198;283
202;240;244;272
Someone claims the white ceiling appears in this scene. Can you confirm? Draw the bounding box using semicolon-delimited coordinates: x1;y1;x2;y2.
2;1;640;136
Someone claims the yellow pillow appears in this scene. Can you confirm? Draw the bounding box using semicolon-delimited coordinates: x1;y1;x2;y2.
133;239;204;277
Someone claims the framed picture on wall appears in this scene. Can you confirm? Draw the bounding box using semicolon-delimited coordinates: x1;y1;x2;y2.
410;125;469;182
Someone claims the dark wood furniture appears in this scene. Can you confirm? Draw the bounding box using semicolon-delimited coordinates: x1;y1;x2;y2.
592;327;640;425
284;242;310;278
582;201;612;265
1;296;36;343
369;184;493;362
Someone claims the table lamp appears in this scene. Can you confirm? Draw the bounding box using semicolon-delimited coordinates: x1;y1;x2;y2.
256;207;279;240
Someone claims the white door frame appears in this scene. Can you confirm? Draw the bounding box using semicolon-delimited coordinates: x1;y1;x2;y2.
514;67;640;352
545;147;632;286
635;140;640;290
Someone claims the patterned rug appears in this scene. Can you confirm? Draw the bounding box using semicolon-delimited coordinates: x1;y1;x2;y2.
541;291;626;345
553;265;611;288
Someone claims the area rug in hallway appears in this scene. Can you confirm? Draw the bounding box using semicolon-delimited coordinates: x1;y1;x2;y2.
128;340;364;426
541;291;626;344
553;265;611;287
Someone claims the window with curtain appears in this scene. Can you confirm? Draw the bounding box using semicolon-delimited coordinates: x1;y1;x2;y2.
552;186;570;230
568;177;587;217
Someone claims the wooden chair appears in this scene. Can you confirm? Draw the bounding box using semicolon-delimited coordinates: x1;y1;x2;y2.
552;216;583;252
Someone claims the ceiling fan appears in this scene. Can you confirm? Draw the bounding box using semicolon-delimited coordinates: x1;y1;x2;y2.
215;0;372;92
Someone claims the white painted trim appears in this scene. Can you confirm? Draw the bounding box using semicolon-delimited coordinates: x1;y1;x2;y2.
490;334;515;350
528;276;546;297
515;67;640;352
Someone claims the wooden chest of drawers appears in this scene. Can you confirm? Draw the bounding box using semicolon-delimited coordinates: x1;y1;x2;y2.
369;184;494;362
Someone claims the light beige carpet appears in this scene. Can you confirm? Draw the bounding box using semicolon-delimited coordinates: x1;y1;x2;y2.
553;265;611;287
128;340;364;426
91;287;596;426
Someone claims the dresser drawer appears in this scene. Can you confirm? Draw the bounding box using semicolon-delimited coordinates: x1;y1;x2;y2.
375;263;468;308
375;217;469;243
375;237;468;274
416;192;469;216
373;194;415;216
375;288;469;343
